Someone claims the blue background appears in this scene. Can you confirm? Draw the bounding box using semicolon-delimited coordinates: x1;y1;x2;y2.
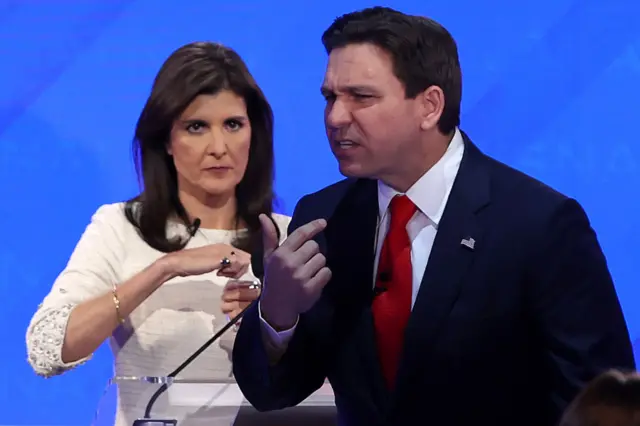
0;0;638;424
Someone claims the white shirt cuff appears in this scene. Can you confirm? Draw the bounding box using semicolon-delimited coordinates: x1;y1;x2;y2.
258;300;298;348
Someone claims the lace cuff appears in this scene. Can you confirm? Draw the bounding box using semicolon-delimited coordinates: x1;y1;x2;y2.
26;304;91;377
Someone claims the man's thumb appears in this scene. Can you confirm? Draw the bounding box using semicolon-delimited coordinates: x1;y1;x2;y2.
259;214;279;258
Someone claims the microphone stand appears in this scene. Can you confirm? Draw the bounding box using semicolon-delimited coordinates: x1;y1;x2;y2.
135;215;272;424
137;299;258;423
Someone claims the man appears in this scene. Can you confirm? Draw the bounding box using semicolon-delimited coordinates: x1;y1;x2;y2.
232;7;635;426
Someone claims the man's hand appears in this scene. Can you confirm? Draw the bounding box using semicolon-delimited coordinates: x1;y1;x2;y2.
258;214;332;330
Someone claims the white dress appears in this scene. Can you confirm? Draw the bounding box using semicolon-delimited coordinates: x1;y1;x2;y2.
25;203;291;426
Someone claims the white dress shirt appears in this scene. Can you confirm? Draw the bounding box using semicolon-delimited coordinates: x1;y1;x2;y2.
260;128;465;348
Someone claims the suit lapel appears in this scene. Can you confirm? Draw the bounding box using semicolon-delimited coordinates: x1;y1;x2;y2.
325;178;378;305
324;179;390;410
392;136;491;403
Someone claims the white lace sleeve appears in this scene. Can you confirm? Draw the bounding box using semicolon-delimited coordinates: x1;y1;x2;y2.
26;203;126;377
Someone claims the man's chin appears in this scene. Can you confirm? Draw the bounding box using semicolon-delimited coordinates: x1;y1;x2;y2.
337;161;371;179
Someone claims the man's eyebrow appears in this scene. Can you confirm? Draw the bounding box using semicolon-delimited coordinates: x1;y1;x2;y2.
320;85;378;95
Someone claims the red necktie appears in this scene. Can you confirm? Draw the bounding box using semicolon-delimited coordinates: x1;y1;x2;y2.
372;195;417;389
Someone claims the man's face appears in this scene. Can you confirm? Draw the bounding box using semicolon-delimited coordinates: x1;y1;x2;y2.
322;43;423;183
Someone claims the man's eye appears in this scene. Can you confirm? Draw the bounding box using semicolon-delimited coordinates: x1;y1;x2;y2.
353;93;371;100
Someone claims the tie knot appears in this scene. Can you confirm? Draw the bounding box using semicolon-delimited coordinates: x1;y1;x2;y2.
388;195;417;229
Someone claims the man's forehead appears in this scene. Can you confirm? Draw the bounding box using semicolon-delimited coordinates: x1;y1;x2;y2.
322;44;393;89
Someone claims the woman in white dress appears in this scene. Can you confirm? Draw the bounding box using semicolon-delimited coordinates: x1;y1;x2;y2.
25;41;290;426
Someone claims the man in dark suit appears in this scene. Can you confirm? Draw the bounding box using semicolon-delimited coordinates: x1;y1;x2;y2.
232;6;635;426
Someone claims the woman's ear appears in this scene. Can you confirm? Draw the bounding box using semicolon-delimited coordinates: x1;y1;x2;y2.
166;138;173;156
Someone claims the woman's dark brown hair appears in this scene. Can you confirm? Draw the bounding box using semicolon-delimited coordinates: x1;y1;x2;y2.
559;370;640;426
124;41;276;253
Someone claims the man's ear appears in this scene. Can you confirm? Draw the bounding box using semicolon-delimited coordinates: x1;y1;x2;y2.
418;85;445;131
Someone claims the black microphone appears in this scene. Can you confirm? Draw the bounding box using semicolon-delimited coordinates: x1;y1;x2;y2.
188;218;201;236
139;215;273;422
373;286;387;297
372;271;390;298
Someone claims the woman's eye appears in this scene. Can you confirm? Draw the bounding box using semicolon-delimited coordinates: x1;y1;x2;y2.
186;121;206;133
225;119;243;131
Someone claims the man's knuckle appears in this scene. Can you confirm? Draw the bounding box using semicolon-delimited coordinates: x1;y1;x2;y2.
291;269;305;283
298;227;312;240
283;257;298;272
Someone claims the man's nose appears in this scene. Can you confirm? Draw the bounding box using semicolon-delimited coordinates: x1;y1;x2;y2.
325;98;352;129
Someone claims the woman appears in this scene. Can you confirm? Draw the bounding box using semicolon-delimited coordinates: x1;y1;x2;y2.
559;369;640;426
26;42;290;425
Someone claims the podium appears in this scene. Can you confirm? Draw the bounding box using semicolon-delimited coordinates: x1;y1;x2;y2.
92;376;337;426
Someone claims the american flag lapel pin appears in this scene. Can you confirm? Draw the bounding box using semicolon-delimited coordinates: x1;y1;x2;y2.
460;237;475;250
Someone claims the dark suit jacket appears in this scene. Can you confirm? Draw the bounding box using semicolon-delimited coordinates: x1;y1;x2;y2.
233;135;635;426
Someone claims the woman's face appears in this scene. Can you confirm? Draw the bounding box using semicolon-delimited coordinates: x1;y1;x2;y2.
168;91;251;201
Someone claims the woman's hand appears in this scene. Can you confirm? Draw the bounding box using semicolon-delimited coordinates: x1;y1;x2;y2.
221;279;261;320
160;244;251;280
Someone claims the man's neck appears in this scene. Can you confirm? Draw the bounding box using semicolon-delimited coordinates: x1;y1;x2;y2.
381;130;454;193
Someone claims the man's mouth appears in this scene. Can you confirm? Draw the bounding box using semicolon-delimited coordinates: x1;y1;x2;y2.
335;140;357;149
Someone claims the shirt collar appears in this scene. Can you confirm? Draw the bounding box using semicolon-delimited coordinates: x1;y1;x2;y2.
377;127;465;225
